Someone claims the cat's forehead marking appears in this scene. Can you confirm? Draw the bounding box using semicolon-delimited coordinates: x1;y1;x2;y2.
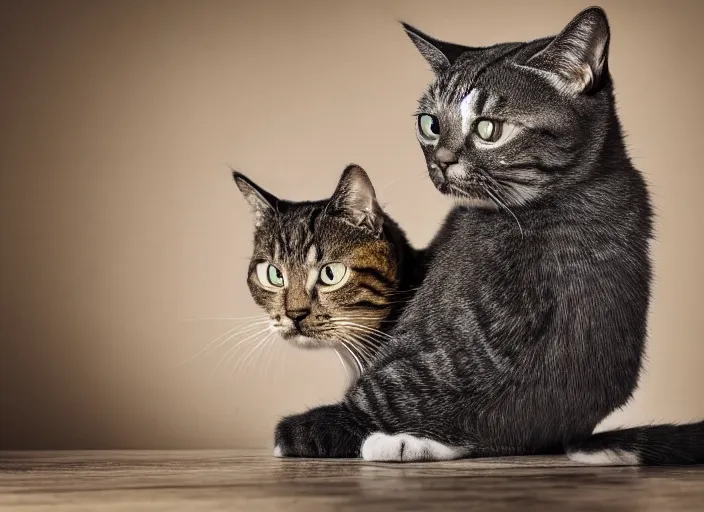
459;88;480;136
305;269;318;293
304;244;320;293
306;244;318;265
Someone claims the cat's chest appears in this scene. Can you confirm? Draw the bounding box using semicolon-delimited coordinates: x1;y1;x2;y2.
428;210;524;276
421;205;640;301
417;207;565;312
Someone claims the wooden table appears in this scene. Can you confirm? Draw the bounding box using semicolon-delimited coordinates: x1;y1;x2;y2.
1;450;703;511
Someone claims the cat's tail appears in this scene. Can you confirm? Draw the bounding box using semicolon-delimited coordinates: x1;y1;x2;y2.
566;421;704;466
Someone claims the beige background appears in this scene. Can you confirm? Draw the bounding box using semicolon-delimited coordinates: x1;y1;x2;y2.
1;0;702;449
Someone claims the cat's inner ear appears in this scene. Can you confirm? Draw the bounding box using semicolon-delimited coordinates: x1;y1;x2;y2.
232;171;278;227
527;7;610;95
330;165;383;236
401;22;472;75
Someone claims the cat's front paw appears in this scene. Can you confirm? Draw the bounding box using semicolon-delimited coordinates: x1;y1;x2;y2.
273;404;365;458
361;432;468;462
274;413;324;458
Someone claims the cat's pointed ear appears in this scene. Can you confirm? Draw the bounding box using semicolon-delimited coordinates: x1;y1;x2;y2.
330;164;384;236
401;22;472;74
527;7;610;94
232;171;278;227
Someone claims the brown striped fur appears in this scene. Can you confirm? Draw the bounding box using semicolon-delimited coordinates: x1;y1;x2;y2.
234;165;423;375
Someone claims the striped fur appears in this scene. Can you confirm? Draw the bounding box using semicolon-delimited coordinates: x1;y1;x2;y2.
235;165;424;378
270;7;704;465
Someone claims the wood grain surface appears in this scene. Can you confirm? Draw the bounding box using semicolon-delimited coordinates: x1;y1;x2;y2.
1;450;703;511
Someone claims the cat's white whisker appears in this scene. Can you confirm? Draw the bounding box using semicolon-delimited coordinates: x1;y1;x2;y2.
342;332;376;363
347;333;378;363
210;321;271;349
170;319;271;368
450;183;524;238
179;315;267;323
333;348;352;380
341;328;386;350
331;320;395;341
336;337;364;375
484;187;524;239
226;328;274;371
261;330;281;377
232;329;276;379
209;326;272;383
339;322;392;339
380;177;400;192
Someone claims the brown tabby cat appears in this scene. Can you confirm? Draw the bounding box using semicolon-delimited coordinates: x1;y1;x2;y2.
233;164;424;378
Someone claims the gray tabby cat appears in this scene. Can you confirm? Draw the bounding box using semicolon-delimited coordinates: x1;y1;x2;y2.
263;6;704;465
234;165;424;380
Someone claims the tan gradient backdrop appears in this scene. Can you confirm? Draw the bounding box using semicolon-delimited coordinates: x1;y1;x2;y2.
1;0;702;449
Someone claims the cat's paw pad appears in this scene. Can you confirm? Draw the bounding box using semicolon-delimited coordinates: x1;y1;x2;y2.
361;432;467;462
273;445;283;458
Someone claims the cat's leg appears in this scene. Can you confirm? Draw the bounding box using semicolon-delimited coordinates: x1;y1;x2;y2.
274;355;475;460
344;355;476;462
274;407;469;461
361;432;469;462
273;403;372;458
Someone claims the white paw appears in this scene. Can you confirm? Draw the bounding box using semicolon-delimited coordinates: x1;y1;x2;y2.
273;445;283;457
361;432;467;462
568;449;640;466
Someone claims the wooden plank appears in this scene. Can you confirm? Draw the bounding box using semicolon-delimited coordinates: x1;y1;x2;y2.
1;450;703;511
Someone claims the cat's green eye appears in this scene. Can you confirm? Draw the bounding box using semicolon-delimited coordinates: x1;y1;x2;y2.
256;262;285;288
267;265;284;286
319;263;347;287
475;119;502;142
418;114;440;142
